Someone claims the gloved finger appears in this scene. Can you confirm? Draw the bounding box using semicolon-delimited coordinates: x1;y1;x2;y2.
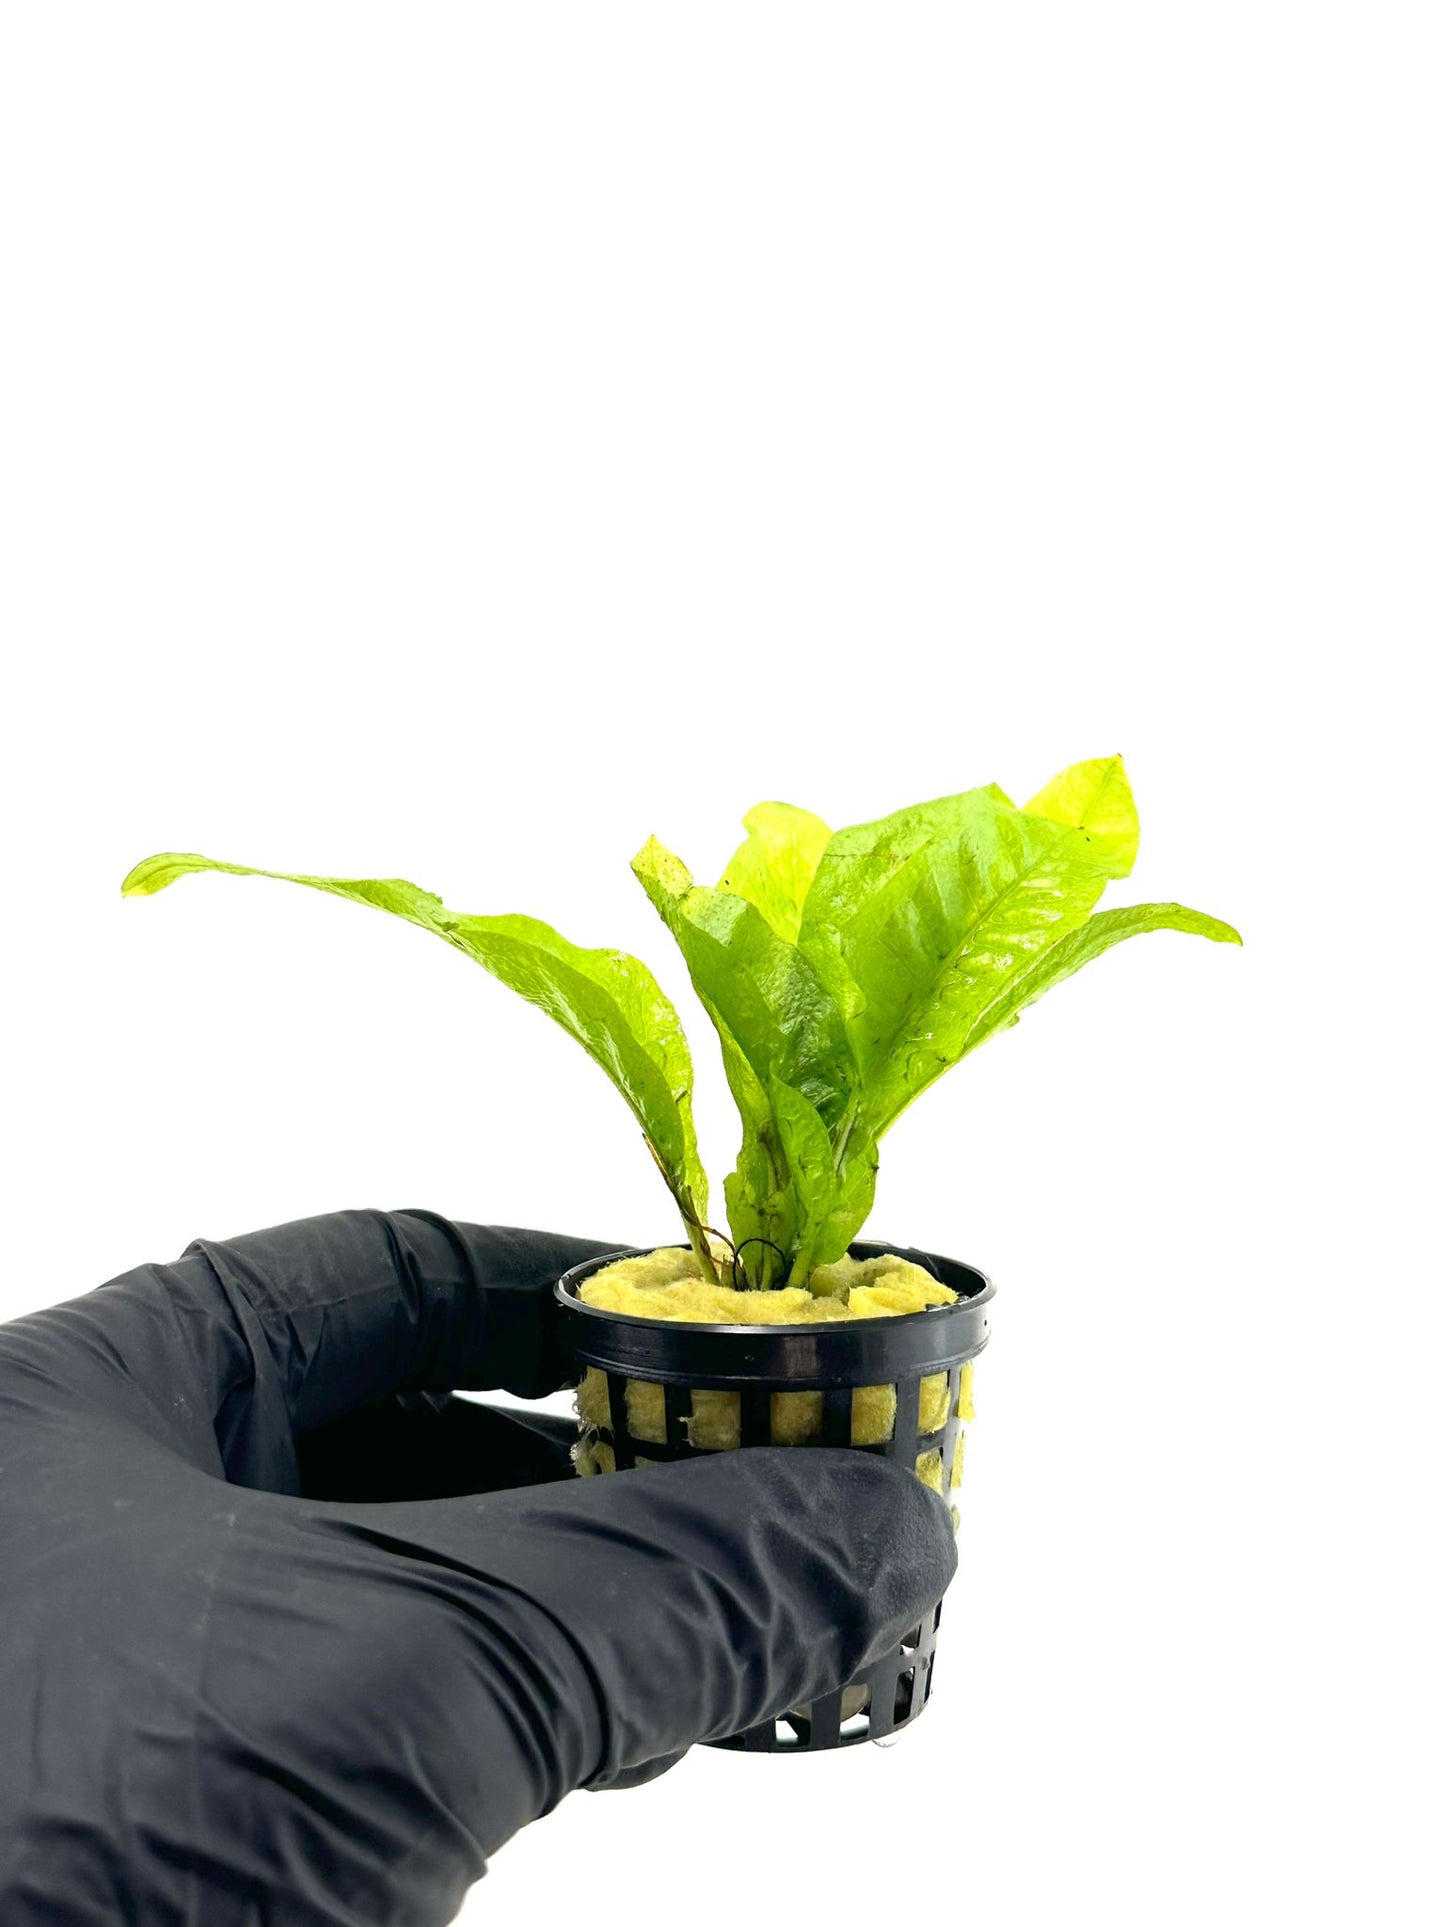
329;1446;957;1807
1;1211;620;1490
296;1393;581;1501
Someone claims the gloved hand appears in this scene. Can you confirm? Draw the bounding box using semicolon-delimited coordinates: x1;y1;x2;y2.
0;1209;956;1926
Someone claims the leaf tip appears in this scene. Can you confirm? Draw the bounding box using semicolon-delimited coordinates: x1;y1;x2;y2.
631;835;691;898
120;854;184;898
1192;909;1244;947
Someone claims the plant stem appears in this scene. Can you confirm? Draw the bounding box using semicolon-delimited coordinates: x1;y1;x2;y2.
680;1194;722;1284
785;1245;815;1289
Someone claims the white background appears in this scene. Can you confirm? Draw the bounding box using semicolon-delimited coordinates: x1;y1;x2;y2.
2;6;1440;1923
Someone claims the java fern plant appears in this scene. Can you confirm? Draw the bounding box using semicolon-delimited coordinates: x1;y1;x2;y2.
123;756;1239;1290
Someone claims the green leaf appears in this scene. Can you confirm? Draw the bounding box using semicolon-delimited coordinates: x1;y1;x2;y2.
952;901;1243;1060
631;841;791;1261
632;838;856;1129
767;1078;879;1281
719;802;834;942
1023;754;1139;877
121;852;710;1250
722;1133;794;1282
633;837;861;1262
800;784;1017;947
800;787;1116;1134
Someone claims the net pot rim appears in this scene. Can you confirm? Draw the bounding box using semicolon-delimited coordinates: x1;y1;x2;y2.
554;1239;995;1386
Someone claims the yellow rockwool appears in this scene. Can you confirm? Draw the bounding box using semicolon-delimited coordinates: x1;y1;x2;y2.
573;1247;974;1519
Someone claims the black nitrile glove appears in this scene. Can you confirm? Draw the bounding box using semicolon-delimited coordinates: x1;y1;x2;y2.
0;1209;957;1925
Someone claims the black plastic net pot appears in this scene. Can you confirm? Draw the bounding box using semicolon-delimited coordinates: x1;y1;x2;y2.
554;1240;994;1753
